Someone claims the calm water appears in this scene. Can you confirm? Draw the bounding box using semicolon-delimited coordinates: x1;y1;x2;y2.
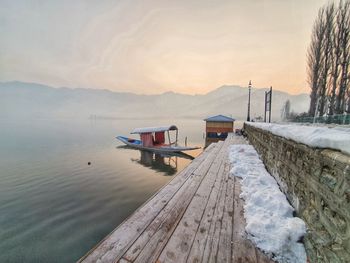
0;118;205;262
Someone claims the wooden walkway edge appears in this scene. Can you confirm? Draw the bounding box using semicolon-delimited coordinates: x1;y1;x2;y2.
78;134;273;263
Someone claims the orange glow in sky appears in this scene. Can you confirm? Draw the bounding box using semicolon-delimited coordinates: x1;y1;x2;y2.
0;0;329;95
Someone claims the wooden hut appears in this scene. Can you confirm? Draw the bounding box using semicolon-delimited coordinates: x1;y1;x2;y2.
204;115;235;146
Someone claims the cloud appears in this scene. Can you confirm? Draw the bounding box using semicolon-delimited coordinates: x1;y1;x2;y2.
0;0;327;94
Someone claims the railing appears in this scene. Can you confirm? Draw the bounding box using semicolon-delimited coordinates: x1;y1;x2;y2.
294;114;350;125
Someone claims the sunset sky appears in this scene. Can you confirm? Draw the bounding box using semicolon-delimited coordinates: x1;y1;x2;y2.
0;0;329;95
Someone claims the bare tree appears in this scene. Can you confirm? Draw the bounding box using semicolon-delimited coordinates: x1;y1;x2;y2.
346;86;350;113
336;1;350;114
308;8;326;116
308;1;350;117
318;3;335;116
328;2;343;115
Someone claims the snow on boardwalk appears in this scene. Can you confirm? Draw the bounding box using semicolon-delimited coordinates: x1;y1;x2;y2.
78;134;273;263
248;122;350;155
229;144;306;263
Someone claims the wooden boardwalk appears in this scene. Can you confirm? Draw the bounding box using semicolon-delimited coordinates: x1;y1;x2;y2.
79;135;273;263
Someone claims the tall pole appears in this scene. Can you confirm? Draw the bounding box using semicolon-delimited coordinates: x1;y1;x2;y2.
264;91;267;122
247;80;252;121
269;86;272;123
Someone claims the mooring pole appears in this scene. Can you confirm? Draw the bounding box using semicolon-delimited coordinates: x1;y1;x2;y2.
247;80;252;121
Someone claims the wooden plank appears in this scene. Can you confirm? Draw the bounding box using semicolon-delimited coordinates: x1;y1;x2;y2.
201;156;229;263
79;143;217;263
231;176;258;263
185;147;230;263
217;160;234;263
193;135;231;262
186;134;240;263
157;139;230;263
122;142;225;263
118;258;130;263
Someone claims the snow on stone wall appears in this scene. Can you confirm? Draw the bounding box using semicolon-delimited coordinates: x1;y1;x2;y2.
245;123;350;263
248;122;350;156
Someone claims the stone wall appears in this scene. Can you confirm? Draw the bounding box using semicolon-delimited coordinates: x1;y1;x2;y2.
244;123;350;263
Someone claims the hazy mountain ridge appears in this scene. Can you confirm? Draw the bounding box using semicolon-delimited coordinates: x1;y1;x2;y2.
0;81;309;120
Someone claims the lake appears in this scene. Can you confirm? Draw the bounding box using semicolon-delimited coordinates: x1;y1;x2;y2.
0;118;208;262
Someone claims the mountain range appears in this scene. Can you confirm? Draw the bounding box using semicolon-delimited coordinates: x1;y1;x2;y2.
0;81;310;120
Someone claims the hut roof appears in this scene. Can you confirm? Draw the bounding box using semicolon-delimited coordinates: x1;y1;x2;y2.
131;125;178;134
204;115;235;122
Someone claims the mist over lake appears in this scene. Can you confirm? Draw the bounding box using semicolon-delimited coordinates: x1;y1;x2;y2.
0;118;206;262
0;81;309;121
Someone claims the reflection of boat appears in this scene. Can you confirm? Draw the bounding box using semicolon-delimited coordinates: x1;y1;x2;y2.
132;151;178;176
116;145;195;161
117;125;200;153
117;145;195;176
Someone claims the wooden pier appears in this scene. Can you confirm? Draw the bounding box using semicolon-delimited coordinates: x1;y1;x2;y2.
79;135;273;263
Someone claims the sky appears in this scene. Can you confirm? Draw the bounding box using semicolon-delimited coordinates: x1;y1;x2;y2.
0;0;329;95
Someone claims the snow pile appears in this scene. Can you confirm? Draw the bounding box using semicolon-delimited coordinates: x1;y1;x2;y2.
229;144;307;263
248;122;350;155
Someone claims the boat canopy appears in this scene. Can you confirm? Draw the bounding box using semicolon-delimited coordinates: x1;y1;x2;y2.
131;125;178;134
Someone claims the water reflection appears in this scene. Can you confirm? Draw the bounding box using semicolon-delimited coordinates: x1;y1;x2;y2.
117;146;194;176
0;119;205;262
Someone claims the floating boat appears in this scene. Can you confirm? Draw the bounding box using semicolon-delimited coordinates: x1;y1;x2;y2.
116;125;200;153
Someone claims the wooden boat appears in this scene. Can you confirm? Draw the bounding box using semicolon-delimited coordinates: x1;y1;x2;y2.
116;125;200;153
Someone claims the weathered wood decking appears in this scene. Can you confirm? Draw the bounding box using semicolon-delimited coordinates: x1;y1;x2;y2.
79;135;273;263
